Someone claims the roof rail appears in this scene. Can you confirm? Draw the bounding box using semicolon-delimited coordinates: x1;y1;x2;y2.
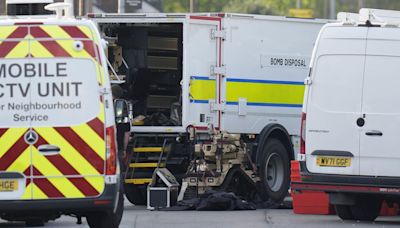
337;12;359;25
359;8;400;26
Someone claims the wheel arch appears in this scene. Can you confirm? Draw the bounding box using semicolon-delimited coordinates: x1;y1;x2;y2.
255;124;294;166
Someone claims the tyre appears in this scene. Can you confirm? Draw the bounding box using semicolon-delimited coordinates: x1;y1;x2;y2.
124;184;146;205
350;195;382;221
259;139;290;203
25;219;45;227
87;191;124;228
335;205;354;220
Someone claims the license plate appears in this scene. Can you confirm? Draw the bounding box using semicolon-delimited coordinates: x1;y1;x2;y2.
316;156;351;167
0;180;18;192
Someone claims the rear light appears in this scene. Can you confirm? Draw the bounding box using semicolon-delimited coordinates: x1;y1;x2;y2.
106;126;117;175
300;112;306;154
87;13;101;18
94;200;112;205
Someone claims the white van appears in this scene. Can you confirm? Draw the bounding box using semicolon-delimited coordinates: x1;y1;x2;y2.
0;2;123;227
292;8;400;221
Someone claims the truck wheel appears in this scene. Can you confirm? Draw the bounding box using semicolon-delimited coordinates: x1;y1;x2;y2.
350;195;382;221
259;139;290;203
335;205;354;220
87;191;124;228
125;184;146;205
25;219;45;227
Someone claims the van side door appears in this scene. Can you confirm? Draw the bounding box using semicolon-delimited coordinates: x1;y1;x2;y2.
0;25;32;200
28;24;106;200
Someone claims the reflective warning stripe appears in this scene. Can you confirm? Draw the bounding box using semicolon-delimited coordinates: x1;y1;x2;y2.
31;132;103;198
30;26;71;57
0;26;28;57
0;129;7;137
32;25;101;64
130;163;164;168
7;147;30;173
29;37;53;58
32;155;82;198
0;24;104;84
0;131;29;171
189;76;304;107
125;178;152;185
0;26;21;40
87;118;105;138
71;123;105;159
5;40;29;59
32;166;65;198
190;76;216;103
53;126;105;174
133;147;163;153
0;128;27;158
35;127;102;175
31;183;47;199
226;78;304;107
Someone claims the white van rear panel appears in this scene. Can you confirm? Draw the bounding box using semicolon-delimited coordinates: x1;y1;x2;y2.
359;27;400;177
305;24;400;177
304;25;367;176
0;21;112;200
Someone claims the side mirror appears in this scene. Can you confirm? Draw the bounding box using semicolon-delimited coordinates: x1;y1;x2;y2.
114;99;130;124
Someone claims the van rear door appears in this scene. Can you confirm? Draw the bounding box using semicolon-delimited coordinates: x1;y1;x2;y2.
0;25;31;200
28;24;106;200
305;26;367;175
359;28;400;177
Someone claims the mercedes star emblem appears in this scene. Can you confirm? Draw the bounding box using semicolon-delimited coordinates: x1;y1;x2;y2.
24;130;38;145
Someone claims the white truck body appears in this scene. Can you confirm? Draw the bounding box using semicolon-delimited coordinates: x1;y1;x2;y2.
91;13;326;137
90;13;328;205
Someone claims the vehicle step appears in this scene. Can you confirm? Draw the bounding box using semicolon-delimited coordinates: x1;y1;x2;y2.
133;147;163;153
132;158;166;163
125;178;152;185
129;163;165;168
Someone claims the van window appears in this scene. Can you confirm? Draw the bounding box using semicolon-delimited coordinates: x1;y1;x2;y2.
311;55;364;113
0;58;100;128
363;56;400;114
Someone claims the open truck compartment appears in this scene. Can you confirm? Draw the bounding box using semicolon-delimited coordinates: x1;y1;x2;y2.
102;22;183;126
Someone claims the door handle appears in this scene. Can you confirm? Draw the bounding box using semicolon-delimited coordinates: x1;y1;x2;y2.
37;145;61;155
365;131;383;136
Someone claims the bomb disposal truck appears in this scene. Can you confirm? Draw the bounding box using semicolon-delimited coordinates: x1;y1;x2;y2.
89;12;328;205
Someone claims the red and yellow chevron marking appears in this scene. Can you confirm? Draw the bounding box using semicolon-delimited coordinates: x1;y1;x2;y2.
0;23;108;200
0;117;106;200
0;128;30;172
0;24;105;85
32;116;106;199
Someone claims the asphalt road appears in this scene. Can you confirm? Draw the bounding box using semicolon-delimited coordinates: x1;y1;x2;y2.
1;202;400;228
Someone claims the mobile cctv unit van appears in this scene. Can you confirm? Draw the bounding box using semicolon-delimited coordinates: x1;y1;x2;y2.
0;1;123;227
292;8;400;221
89;12;327;205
